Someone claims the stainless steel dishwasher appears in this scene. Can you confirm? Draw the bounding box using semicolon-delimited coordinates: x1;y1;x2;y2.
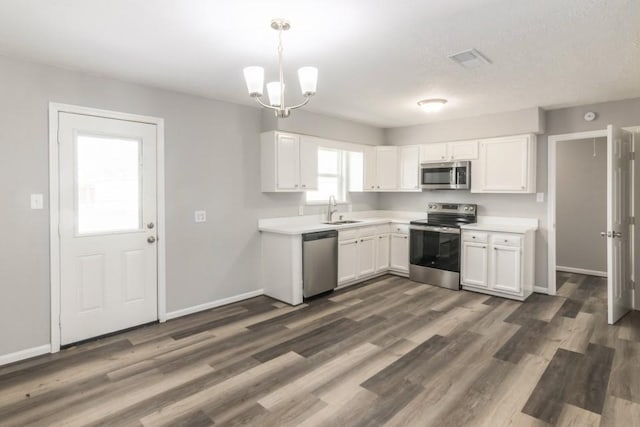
302;230;338;298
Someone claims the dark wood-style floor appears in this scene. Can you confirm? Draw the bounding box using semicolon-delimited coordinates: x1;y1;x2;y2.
1;273;639;426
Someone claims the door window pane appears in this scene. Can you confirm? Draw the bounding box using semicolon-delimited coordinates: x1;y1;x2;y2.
76;135;142;235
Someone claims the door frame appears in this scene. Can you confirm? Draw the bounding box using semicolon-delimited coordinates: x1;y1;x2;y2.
48;102;166;353
547;129;608;296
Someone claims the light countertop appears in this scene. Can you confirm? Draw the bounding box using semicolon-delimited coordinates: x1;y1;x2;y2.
461;223;538;234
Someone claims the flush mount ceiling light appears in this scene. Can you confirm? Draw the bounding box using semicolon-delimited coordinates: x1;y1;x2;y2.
418;98;447;113
243;19;318;119
449;48;491;69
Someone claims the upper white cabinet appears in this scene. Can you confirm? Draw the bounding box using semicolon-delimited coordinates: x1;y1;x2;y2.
375;146;398;190
363;146;378;191
261;131;318;192
420;140;478;163
398;145;420;190
471;134;536;193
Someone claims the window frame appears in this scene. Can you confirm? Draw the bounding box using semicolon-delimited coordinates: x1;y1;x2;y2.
305;147;350;205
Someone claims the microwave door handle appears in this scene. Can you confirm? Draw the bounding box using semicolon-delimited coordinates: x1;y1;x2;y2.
450;168;455;185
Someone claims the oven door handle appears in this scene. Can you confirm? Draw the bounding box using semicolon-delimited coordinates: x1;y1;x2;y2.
410;225;460;234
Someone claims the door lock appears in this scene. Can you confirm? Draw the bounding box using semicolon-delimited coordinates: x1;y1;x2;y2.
613;231;623;238
147;236;156;244
600;231;612;238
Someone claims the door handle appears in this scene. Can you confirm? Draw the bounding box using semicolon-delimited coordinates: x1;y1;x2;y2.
600;231;612;238
147;236;156;244
147;222;155;229
613;231;623;238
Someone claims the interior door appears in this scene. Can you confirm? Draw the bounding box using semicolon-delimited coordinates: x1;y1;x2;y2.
59;112;158;345
607;125;633;324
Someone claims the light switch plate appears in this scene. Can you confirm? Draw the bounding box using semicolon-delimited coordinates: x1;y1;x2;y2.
194;210;207;223
536;192;545;203
30;194;44;210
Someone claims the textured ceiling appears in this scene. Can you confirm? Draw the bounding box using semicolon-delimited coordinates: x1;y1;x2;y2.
0;0;638;127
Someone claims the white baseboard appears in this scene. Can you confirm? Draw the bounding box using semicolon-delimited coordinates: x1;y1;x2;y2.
0;344;51;367
557;266;607;278
165;289;264;320
533;286;550;295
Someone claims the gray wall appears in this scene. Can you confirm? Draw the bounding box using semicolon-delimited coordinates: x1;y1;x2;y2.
0;55;381;356
382;97;640;290
556;137;607;272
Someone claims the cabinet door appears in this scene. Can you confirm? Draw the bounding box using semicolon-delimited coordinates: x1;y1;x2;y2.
420;143;448;163
363;146;377;191
449;140;478;161
461;241;488;288
478;137;529;192
338;239;358;284
376;146;398;190
390;233;409;272
491;244;522;294
358;235;376;277
276;133;301;190
399;145;420;190
376;234;390;272
299;139;318;190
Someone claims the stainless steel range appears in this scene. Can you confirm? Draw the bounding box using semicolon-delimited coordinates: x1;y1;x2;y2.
409;203;477;290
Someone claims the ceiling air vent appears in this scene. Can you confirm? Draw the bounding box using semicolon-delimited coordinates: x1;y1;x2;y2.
448;49;491;69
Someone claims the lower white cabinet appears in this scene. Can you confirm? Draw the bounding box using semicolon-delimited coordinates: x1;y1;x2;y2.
390;233;409;273
338;239;358;283
358;235;376;277
376;234;390;272
461;229;535;301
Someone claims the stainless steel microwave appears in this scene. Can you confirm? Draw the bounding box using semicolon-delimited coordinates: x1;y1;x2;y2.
420;161;470;190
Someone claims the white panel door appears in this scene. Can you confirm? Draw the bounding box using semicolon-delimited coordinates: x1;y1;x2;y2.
376;146;398;190
461;241;488;288
59;112;158;345
376;234;390;272
276;133;300;190
399;145;420;190
338;240;358;284
358;235;376;277
363;146;377;191
607;125;633;324
299;139;318;190
490;245;521;295
390;234;409;272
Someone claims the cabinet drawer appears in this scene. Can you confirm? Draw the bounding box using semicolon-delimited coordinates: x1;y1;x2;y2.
462;231;488;243
375;224;391;235
358;226;377;238
491;234;522;247
339;229;359;241
391;224;409;235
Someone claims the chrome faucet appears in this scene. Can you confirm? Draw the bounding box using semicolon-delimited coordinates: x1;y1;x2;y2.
327;195;338;222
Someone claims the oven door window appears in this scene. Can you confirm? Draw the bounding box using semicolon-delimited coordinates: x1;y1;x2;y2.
421;167;453;185
410;229;460;272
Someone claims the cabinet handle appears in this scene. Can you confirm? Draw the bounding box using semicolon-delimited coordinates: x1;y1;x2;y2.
302;184;306;188
294;184;299;188
404;236;408;239
472;236;476;239
504;239;508;242
371;185;375;189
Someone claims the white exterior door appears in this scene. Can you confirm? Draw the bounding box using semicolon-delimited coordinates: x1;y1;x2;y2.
276;133;300;190
59;112;158;345
607;125;633;324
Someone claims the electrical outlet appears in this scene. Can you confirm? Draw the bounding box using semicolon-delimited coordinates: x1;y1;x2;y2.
30;194;44;210
536;192;544;203
194;210;207;223
298;205;304;216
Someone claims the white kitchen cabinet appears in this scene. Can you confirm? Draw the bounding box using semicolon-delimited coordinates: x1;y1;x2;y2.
261;131;318;192
338;239;358;284
363;146;377;191
419;140;478;163
398;145;420;191
420;143;448;163
358;235;376;277
471;134;536;193
461;241;488;288
376;234;390;272
449;140;478;161
390;233;409;273
375;146;398;190
461;228;535;301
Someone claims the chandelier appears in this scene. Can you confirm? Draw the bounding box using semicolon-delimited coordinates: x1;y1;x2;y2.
243;19;318;118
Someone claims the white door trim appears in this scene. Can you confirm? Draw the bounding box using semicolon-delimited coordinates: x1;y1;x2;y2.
547;129;607;296
49;102;166;353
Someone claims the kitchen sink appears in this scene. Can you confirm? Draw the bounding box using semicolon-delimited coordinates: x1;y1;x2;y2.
322;220;361;225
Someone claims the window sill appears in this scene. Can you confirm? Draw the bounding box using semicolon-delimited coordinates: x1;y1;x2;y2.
305;200;350;206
